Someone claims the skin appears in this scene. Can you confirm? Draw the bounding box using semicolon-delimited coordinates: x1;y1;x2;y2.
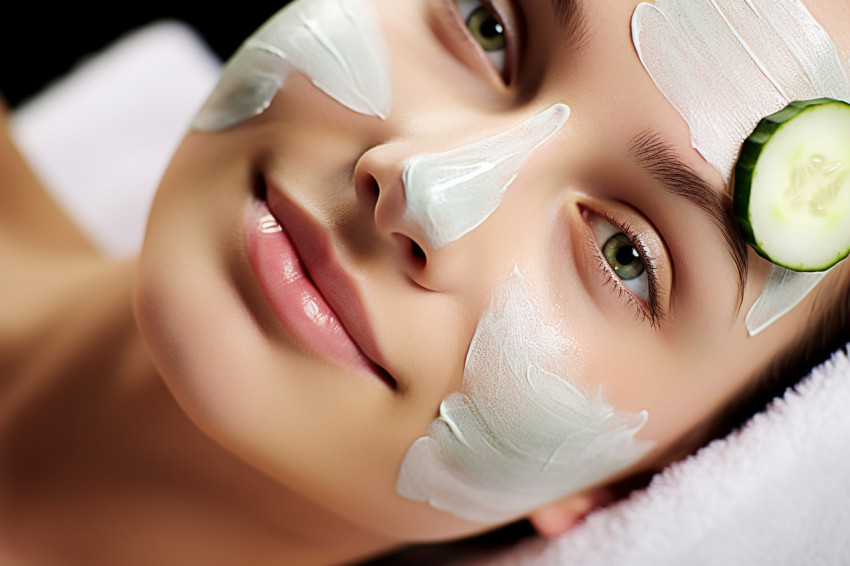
2;0;850;563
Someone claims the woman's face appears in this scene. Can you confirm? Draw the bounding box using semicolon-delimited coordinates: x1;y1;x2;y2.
136;0;850;541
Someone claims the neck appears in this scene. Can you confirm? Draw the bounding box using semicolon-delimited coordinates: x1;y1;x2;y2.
0;259;400;565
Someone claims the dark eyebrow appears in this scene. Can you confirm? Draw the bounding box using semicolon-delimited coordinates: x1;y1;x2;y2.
551;0;590;49
630;131;749;309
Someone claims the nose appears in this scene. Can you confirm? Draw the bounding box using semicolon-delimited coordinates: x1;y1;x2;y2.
356;140;469;292
355;104;570;291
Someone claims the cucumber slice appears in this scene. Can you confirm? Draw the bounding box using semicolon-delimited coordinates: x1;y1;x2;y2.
734;98;850;272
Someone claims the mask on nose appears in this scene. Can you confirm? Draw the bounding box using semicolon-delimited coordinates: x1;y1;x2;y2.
402;104;569;249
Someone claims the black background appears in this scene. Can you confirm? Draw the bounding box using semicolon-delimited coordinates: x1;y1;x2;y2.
1;3;291;107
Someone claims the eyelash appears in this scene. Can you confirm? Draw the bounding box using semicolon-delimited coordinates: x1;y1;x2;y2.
587;215;663;327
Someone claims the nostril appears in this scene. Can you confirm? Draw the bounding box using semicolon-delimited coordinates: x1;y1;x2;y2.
411;241;426;261
392;234;427;269
356;173;381;207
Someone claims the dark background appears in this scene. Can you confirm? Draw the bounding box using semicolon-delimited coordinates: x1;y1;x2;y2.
1;3;290;107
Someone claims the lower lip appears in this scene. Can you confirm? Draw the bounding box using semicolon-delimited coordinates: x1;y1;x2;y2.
243;198;378;378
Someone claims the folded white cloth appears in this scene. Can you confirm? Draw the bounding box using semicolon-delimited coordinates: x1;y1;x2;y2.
465;346;850;566
11;21;221;257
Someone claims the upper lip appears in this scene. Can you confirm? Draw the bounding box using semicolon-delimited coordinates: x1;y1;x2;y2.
262;177;396;388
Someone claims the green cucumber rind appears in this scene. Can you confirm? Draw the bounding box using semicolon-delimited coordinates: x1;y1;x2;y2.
733;98;850;272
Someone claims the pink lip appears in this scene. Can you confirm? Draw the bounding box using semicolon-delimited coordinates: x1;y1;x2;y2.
243;188;395;389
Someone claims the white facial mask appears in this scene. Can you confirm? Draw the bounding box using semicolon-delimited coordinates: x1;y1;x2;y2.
403;104;570;249
396;268;654;523
192;0;391;131
632;0;850;335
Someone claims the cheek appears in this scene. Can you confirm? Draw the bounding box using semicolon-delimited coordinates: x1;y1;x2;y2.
396;269;654;524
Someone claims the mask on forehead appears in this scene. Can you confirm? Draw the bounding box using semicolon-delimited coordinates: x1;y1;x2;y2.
192;0;392;131
396;268;654;523
632;0;850;335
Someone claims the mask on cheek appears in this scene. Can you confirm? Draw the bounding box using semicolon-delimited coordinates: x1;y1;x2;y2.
192;0;392;131
396;268;655;523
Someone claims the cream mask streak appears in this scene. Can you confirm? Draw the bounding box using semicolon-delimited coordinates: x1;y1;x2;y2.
632;0;850;335
403;104;570;249
397;269;654;523
192;0;391;131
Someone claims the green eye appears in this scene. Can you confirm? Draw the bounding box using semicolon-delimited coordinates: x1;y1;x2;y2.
589;213;653;308
466;6;507;53
455;0;509;78
602;233;646;281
